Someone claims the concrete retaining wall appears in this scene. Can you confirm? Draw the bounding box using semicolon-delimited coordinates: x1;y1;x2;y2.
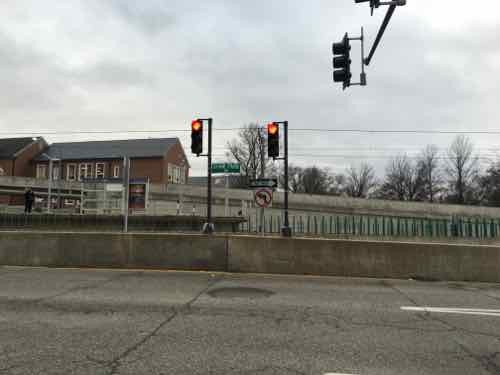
1;232;500;282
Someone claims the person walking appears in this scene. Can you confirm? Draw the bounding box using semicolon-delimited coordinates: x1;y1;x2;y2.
24;187;35;214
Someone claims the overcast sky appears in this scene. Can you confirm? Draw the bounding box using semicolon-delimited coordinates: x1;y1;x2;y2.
1;1;499;176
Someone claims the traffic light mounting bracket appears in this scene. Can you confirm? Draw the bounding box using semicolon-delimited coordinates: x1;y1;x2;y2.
357;0;407;66
347;27;367;87
355;0;406;16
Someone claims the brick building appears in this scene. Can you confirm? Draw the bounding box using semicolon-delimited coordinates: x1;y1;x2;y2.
33;138;189;184
0;137;48;204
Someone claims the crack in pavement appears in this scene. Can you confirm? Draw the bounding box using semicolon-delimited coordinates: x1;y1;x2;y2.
385;281;500;375
86;275;223;375
31;273;136;304
455;343;500;375
239;365;307;375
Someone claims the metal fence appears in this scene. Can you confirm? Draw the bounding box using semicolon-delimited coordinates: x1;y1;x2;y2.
0;214;244;233
240;214;500;240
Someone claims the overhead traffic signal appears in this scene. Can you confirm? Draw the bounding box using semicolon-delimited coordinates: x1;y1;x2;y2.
267;122;280;158
191;119;203;156
332;33;352;90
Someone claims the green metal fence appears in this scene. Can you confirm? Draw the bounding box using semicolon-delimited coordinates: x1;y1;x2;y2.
241;214;500;240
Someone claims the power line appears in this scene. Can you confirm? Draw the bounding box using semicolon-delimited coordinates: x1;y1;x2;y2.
2;128;500;136
289;129;500;135
0;129;242;135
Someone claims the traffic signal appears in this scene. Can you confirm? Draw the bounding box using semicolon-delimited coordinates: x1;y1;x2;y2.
267;122;279;158
332;33;352;90
191;119;203;156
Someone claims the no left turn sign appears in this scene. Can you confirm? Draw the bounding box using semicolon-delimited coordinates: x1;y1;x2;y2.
255;188;273;208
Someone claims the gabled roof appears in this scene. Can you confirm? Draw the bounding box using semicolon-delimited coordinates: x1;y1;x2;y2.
34;138;180;161
0;137;39;159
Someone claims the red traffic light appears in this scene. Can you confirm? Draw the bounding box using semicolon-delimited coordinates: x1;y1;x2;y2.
267;122;279;135
192;120;202;132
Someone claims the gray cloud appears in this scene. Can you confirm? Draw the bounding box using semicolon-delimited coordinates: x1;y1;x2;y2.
106;0;176;35
70;61;155;88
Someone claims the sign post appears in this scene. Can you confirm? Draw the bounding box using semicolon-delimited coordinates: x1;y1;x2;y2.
211;163;241;217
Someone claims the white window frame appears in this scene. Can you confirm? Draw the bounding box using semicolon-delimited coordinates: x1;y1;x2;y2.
78;163;93;181
95;163;105;179
66;164;77;181
167;164;173;183
36;164;47;179
113;165;120;178
52;165;60;180
179;167;186;184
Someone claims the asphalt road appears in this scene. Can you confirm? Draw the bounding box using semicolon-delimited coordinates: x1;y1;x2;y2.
0;267;499;375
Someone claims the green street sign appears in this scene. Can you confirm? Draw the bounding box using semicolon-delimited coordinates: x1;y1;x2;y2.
211;163;240;174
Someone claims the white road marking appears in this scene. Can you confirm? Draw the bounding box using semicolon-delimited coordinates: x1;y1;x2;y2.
401;306;500;317
324;373;359;375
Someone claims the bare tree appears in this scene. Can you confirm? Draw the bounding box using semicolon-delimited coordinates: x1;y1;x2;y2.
301;166;332;195
329;174;347;196
445;135;479;204
416;145;443;203
275;165;333;195
287;165;304;193
344;163;377;198
378;155;423;201
226;124;270;186
480;160;500;206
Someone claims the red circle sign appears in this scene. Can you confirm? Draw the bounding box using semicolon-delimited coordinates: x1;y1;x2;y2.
255;188;273;208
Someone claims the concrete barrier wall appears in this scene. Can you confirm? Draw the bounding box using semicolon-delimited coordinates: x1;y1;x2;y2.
1;232;500;282
228;236;500;283
0;232;227;271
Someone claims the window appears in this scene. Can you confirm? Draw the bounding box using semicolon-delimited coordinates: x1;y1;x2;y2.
66;164;77;181
113;165;120;178
179;167;186;184
78;163;93;181
36;164;47;179
95;163;105;179
52;166;60;180
167;164;186;184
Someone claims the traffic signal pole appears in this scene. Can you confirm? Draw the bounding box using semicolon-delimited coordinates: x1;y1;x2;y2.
282;121;291;237
268;120;292;237
364;4;396;66
205;118;214;234
191;117;214;234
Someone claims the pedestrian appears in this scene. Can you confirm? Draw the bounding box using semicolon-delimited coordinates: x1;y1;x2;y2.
24;187;35;214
